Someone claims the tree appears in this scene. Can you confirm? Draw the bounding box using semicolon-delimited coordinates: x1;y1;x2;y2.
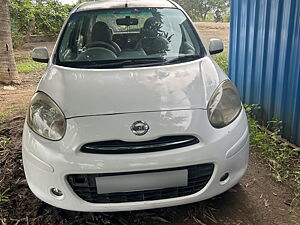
9;0;74;36
33;0;73;34
174;0;229;21
0;0;20;84
9;0;35;36
77;0;93;3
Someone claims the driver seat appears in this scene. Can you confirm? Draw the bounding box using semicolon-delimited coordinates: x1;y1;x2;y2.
87;22;121;55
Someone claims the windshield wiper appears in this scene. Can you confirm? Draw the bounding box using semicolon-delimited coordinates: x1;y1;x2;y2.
75;59;165;69
65;60;134;69
121;58;165;68
60;56;200;69
163;55;200;65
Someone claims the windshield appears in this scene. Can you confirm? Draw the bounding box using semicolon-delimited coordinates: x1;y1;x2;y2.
56;8;206;69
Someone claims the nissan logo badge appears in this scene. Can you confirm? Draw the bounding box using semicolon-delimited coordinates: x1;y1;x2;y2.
131;121;149;136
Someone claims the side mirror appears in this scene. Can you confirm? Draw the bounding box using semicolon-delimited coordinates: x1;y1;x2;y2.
209;39;224;55
32;47;49;63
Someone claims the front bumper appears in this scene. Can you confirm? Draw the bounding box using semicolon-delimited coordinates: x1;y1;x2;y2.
22;109;249;212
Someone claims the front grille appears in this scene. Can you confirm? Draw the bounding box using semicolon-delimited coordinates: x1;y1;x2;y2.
81;135;199;154
67;164;214;203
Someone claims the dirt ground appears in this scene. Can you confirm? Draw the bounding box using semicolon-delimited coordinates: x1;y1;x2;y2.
0;41;55;113
194;22;230;50
0;22;299;225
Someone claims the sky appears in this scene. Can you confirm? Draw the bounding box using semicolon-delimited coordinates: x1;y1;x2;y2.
58;0;77;5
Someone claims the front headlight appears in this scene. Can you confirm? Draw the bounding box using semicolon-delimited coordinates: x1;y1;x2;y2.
207;80;242;128
27;92;66;141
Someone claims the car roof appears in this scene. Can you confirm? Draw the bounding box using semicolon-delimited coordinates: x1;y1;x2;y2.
76;0;177;12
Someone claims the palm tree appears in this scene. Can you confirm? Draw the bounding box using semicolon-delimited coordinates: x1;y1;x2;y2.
0;0;20;84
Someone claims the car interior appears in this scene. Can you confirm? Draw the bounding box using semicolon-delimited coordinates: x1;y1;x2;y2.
58;9;199;64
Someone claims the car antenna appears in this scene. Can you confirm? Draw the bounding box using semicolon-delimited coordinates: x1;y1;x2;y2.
125;0;128;8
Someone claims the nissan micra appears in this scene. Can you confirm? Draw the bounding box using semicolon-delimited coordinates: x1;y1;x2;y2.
22;0;249;212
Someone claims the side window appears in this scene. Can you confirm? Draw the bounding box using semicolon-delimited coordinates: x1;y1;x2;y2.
181;22;193;44
72;19;84;52
59;17;86;61
59;20;77;60
179;20;199;55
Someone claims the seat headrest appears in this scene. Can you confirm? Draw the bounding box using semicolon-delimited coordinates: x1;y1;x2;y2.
91;21;112;42
141;17;161;38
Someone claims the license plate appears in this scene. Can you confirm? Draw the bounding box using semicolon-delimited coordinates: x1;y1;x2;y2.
95;169;188;194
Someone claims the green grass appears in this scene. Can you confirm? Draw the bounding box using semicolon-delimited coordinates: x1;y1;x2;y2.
16;59;46;73
0;111;10;122
0;118;11;206
246;105;300;200
213;52;300;199
212;51;229;74
0;188;10;205
0;136;10;151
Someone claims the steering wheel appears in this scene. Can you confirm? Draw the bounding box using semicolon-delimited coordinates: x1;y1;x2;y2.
86;41;119;55
77;47;117;61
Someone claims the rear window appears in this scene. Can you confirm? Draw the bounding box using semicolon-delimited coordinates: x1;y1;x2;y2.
56;8;206;69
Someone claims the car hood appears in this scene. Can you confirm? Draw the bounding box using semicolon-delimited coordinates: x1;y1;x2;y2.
37;57;227;118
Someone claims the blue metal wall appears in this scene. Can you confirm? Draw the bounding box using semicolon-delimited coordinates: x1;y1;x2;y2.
229;0;300;146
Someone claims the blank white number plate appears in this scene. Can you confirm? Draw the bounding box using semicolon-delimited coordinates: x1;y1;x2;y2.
96;169;188;194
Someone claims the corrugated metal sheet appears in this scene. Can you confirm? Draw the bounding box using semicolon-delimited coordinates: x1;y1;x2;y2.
229;0;300;146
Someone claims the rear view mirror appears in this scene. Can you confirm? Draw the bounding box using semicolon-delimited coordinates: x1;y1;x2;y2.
117;16;138;26
209;39;224;55
32;47;49;63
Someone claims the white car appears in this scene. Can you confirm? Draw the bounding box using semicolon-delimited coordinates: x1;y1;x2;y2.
22;0;249;212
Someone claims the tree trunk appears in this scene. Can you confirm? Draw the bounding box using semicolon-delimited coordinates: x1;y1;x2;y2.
203;11;208;20
0;0;20;85
202;3;208;20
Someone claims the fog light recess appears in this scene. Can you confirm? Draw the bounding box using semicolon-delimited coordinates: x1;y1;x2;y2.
220;173;229;185
50;188;64;199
